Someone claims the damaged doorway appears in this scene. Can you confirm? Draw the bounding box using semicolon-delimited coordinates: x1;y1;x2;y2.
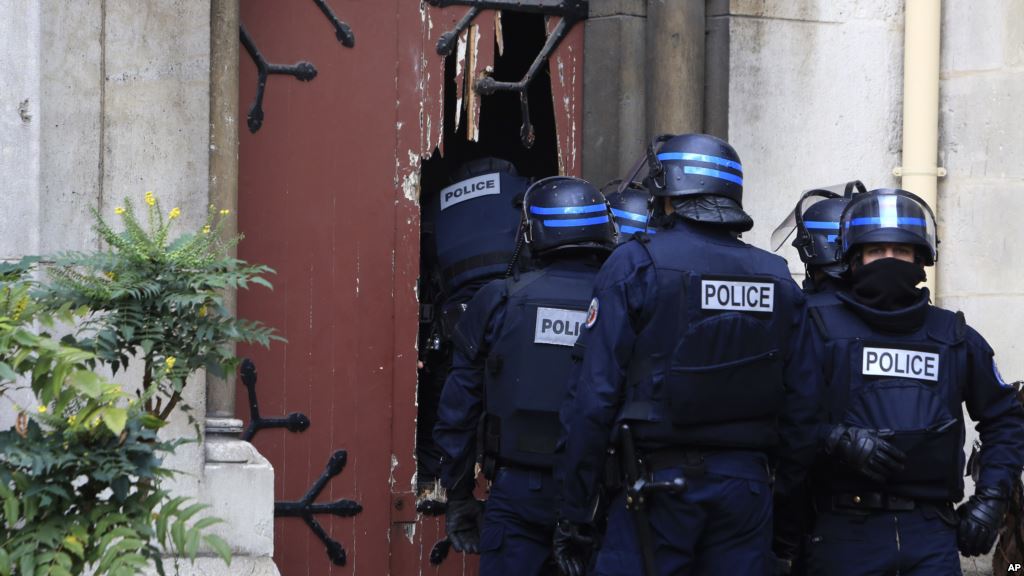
237;0;584;573
415;10;565;495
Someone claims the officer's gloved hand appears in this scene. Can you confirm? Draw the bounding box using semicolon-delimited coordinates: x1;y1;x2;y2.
825;424;906;483
553;519;594;576
957;486;1009;556
445;498;484;554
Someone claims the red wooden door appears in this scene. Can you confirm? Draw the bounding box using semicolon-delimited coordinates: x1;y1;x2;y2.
237;2;583;574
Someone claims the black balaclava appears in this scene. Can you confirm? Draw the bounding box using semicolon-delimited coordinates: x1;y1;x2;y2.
850;257;926;311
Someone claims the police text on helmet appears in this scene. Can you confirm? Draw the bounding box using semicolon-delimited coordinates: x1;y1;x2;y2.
440;173;501;211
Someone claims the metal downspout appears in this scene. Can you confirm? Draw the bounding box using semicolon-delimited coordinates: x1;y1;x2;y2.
897;0;944;296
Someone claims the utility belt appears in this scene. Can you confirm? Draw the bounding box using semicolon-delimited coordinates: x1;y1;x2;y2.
482;453;553;480
643;450;710;478
815;491;953;514
605;446;770;490
643;448;771;483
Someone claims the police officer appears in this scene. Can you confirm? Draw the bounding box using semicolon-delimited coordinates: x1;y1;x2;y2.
602;179;658;243
434;176;616;574
769;181;881;574
418;157;530;488
553;133;821;576
797;188;1024;575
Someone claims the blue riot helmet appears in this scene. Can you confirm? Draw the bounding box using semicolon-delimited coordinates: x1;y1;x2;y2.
523;176;616;255
771;180;867;278
451;156;518;183
640;133;751;231
601;179;656;242
644;133;743;203
839;188;938;265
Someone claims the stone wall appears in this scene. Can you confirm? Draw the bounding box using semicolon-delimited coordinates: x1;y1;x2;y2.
0;1;276;573
705;1;1022;573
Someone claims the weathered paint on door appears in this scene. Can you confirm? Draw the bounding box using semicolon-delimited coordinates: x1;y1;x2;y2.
237;2;583;574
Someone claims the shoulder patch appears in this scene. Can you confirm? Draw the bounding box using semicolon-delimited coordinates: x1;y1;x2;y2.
585;297;599;329
993;359;1011;388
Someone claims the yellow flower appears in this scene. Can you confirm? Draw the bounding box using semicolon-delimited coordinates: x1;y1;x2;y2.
11;296;28;320
105;271;116;280
37;405;47;414
219;209;230;216
198;305;208;317
169;207;181;220
114;207;125;215
68;414;77;425
145;191;156;206
165;356;176;370
202;225;211;234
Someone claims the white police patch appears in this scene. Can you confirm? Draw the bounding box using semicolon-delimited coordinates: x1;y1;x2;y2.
701;279;774;312
535;307;587;347
439;173;501;210
862;347;939;382
585;297;599;329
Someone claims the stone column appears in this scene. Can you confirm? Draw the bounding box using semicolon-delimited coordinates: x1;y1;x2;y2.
645;0;705;136
196;1;280;574
206;0;242;431
582;0;648;187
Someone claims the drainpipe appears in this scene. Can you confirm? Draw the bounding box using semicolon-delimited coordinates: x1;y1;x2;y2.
645;0;704;137
206;0;242;436
895;0;944;296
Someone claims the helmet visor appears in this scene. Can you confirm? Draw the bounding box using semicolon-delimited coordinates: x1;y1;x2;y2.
841;193;937;260
770;192;832;252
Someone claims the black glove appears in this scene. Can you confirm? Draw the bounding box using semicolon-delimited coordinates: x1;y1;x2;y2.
825;425;906;483
553;519;594;576
445;498;484;554
957;486;1009;557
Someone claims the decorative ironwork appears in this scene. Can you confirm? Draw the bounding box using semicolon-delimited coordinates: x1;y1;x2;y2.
415;499;453;565
426;0;589;147
276;450;364;566
430;537;453;565
240;1;355;133
313;0;356;48
239;358;310;442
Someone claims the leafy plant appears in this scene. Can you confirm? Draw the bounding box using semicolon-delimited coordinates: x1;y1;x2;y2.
42;193;280;421
0;265;230;575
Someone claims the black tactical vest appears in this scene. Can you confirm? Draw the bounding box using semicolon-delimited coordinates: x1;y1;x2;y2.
621;223;798;451
811;300;967;501
483;262;598;469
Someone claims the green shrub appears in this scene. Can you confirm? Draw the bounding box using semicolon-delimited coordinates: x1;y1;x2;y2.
0;192;281;575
